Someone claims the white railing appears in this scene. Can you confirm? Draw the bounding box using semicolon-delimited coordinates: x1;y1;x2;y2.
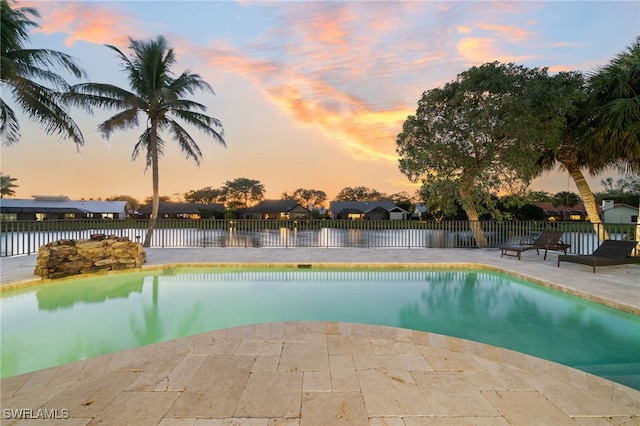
1;219;637;257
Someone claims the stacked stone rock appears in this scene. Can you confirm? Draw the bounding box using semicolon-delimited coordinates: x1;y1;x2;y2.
34;234;146;279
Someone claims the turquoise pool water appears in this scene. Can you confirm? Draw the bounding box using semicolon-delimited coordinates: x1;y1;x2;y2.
1;267;639;390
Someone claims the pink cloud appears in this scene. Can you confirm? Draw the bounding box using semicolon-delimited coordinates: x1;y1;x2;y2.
477;23;533;42
27;1;140;48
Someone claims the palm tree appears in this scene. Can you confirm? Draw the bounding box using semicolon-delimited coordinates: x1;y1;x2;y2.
0;0;85;146
0;173;19;198
541;38;640;241
66;36;225;246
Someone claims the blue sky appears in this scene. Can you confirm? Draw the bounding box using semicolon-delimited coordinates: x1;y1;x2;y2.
2;1;639;203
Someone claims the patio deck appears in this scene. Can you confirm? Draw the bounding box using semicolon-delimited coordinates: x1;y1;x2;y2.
1;247;639;424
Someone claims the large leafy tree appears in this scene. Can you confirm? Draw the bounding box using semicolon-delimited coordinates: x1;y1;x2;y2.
66;36;225;246
540;37;640;241
397;62;583;247
184;186;224;204
221;178;265;209
0;173;19;198
1;0;85;146
287;188;327;210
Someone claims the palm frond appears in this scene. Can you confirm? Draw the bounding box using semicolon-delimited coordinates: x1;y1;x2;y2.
165;119;203;164
8;75;83;146
171;109;226;146
0;97;20;145
1;0;86;145
97;108;140;139
131;128;165;171
5;48;85;80
66;83;141;114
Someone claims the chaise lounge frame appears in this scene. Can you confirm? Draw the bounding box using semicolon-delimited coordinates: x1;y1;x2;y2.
500;230;569;260
557;240;640;273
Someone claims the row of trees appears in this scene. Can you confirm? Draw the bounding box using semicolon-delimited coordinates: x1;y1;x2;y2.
1;1;225;246
396;39;640;246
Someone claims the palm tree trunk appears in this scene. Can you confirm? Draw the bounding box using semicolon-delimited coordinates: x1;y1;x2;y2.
636;200;640;254
562;159;609;242
459;184;488;248
143;122;160;247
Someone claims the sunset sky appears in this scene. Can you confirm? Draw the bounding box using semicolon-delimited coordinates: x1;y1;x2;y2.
2;0;638;204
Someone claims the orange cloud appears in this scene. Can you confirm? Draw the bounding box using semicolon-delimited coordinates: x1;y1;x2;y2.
29;2;140;48
457;37;537;65
477;23;533;42
203;42;410;164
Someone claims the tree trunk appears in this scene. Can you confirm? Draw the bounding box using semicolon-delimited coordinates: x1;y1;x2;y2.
459;185;488;248
143;122;160;247
561;159;609;242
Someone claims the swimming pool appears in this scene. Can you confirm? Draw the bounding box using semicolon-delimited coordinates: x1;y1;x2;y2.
1;267;639;390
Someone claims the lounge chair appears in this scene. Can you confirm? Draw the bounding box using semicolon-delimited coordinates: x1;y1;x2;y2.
557;240;640;273
500;230;568;260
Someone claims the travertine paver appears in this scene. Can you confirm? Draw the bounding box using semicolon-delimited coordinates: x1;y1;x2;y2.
482;389;578;425
300;391;369;425
329;355;360;392
234;371;303;418
165;355;254;418
411;371;501;417
356;363;434;416
88;391;180;425
279;341;329;373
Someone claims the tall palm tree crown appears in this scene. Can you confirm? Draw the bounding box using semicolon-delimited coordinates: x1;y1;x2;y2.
535;38;640;241
583;36;640;174
0;173;19;198
67;35;226;246
0;0;85;146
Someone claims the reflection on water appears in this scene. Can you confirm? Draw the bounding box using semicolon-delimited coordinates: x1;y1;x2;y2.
1;268;639;390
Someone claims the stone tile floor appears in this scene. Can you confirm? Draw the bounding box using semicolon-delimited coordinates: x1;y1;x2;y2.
1;248;639;425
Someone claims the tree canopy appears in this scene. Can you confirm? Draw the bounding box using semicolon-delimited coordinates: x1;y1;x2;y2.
1;0;86;146
0;173;18;198
537;37;640;240
283;188;327;210
221;178;265;209
335;186;390;201
397;62;583;246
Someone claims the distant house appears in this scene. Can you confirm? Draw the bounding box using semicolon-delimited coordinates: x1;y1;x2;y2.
412;203;428;220
138;202;224;219
600;200;638;224
0;196;127;221
329;201;410;220
535;202;589;222
237;200;310;220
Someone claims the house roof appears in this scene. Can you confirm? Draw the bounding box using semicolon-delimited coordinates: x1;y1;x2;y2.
413;203;428;214
0;198;127;214
138;202;224;215
329;201;397;214
242;199;304;213
536;201;638;216
535;202;589;215
603;203;638;211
